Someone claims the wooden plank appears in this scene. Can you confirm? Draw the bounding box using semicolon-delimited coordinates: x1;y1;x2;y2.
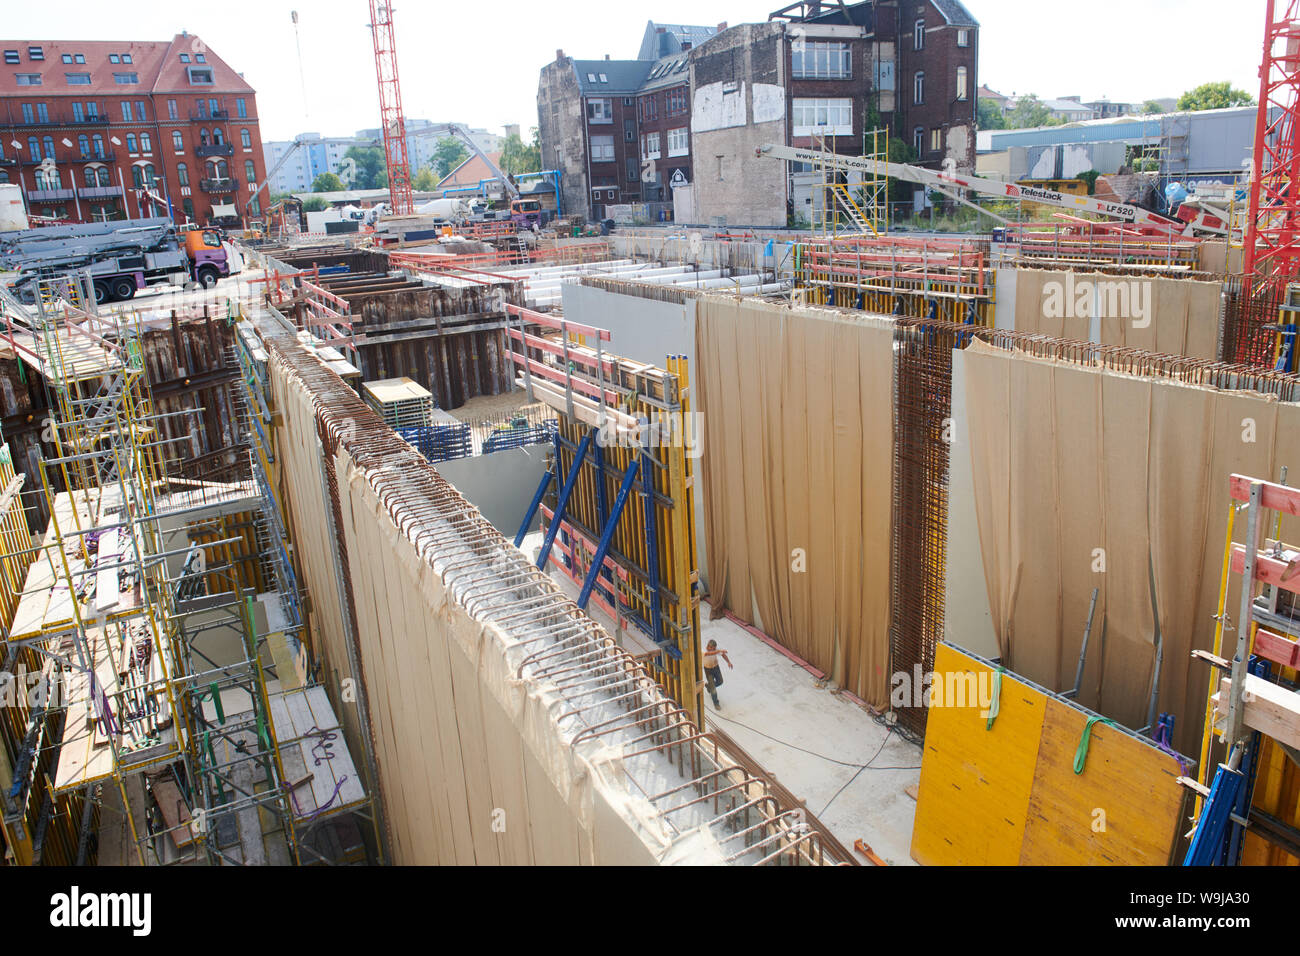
1215;675;1300;750
1230;545;1300;595
150;776;196;848
1229;474;1300;515
1255;628;1300;669
94;528;120;613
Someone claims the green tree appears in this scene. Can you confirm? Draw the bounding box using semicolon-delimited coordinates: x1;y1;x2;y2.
1177;82;1254;111
311;172;344;192
302;196;329;212
1007;95;1053;129
500;128;542;176
433;137;470;179
412;167;438;191
1140;99;1165;114
341;146;386;189
977;98;1006;131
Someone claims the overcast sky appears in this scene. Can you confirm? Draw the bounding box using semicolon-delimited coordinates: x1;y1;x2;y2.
3;0;1267;142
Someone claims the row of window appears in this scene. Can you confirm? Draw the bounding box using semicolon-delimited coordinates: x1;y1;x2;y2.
913;21;972;51
12;97;248;124
12;125;254;163
792;41;852;80
636;88;688;123
29;158;255;189
910;67;968;106
640;128;689;160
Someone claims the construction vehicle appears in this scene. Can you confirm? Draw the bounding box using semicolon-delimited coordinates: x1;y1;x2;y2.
758;143;1231;237
0;217;241;304
509;198;550;230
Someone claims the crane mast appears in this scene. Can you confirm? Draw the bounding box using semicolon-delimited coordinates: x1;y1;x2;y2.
368;0;415;216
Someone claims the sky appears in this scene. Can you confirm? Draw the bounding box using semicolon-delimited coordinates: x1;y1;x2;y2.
0;0;1268;142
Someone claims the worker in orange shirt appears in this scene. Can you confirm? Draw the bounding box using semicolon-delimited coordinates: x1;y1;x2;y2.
702;639;733;709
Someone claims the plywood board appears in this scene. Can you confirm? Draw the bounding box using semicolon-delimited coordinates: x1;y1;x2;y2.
911;644;1045;865
1020;699;1185;865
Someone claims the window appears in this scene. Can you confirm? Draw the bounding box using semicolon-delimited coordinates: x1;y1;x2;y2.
173;131;184;151
914;19;925;50
236;97;247;118
590;135;615;162
15;74;41;86
122;100;133;121
586;98;612;123
914;71;925;105
113;72;138;84
188;68;214;85
248;196;260;217
135;101;147;121
78;134;89;157
121;54;132;64
139;132;151;153
196;100;208;118
3;51;18;65
240;128;251;148
126;133;138;153
791;97;853;136
791;41;852;79
131;165;143;188
643;131;660;159
61;54;72;64
75;54;85;64
194;54;205;63
42;136;54;159
956;66;968;101
96;166;109;186
930;128;942;153
177;162;189;187
623;96;633;106
913;126;924;155
179;53;191;63
626;158;639;182
27;46;43;61
182;198;195;221
167;98;178;120
586;72;597;82
667;127;688;157
36;104;48;123
72;102;83;122
20;103;32;123
245;159;256;181
598;73;608;82
209;98;219;116
86;103;99;121
109;54;119;64
666;87;687;115
65;72;91;85
957;29;970;47
92;134;104;158
212;128;224;145
27;137;39;161
640;96;658;121
198;128;209;145
83;166;97;187
624;126;634;142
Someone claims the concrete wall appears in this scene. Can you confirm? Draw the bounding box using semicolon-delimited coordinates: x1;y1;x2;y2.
689;23;788;227
433;444;550;538
944;348;1000;660
537;55;590;220
560;281;711;590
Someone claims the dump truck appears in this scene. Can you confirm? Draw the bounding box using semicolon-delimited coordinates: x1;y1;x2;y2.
0;217;242;305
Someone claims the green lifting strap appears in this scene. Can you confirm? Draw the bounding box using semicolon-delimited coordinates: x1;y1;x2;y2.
1073;716;1117;775
985;665;1005;731
256;710;270;751
209;682;225;725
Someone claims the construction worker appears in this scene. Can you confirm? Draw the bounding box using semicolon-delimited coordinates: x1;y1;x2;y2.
702;639;733;709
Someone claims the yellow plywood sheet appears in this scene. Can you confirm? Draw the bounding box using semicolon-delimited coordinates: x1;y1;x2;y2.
1020;699;1185;865
911;643;1045;865
912;643;1187;866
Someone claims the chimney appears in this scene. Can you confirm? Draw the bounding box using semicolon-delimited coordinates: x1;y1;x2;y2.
716;21;727;32
682;42;692;50
605;54;610;60
556;48;565;61
656;26;666;33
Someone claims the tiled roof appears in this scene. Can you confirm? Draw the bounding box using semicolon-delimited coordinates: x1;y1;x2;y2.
573;59;654;95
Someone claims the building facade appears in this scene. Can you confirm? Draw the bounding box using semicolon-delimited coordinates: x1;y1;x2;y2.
0;34;267;227
538;1;978;225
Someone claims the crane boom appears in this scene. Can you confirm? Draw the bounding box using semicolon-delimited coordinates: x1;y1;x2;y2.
757;144;1227;236
368;0;414;216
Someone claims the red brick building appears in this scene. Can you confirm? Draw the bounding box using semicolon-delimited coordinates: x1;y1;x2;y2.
0;34;267;227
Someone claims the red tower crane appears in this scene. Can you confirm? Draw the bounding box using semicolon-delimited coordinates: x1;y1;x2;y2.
367;0;414;217
1244;0;1300;284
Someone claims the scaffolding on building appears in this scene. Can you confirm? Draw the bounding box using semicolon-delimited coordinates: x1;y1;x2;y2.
0;270;376;866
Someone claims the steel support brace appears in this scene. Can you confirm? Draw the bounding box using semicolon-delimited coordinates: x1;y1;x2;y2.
513;430;560;547
577;458;640;611
536;429;594;570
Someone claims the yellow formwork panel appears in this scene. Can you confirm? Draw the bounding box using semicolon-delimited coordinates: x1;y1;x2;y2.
912;643;1187;866
911;643;1045;866
1021;700;1185;865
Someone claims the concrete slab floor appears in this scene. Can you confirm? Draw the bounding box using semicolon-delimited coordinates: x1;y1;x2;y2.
521;532;920;865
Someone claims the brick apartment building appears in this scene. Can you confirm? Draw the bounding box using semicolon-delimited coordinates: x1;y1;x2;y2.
538;3;978;225
0;34;267;227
